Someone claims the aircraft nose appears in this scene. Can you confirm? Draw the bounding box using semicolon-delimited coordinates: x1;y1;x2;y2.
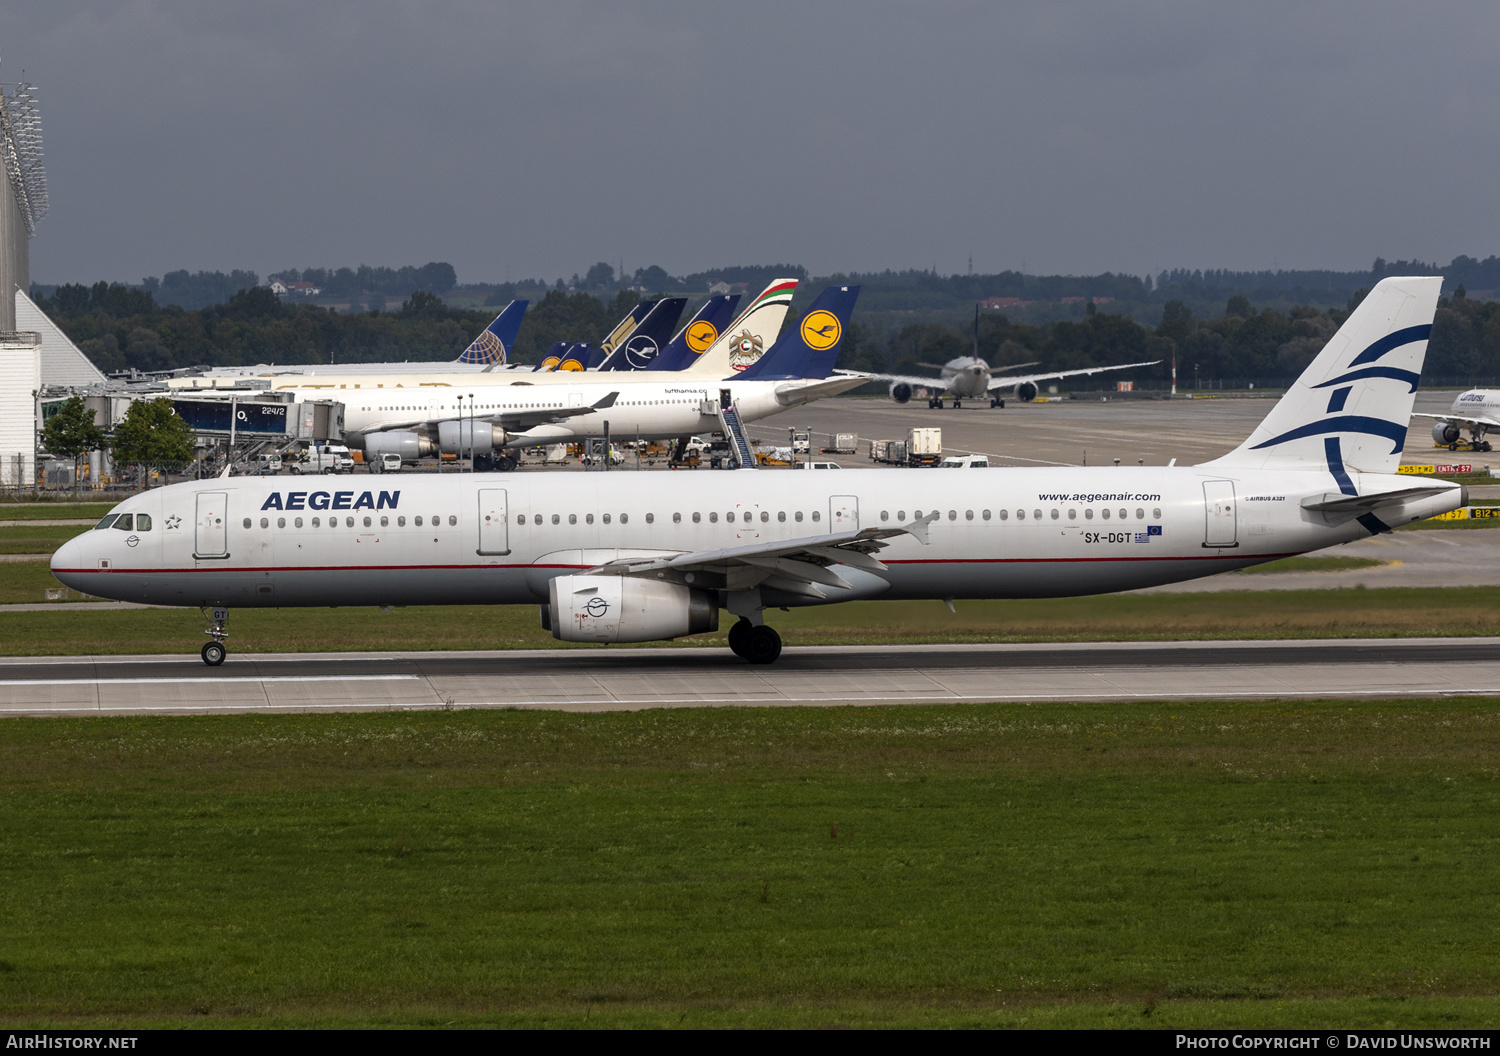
51;535;88;591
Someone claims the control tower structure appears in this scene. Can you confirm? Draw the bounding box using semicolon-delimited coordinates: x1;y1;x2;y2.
0;76;45;331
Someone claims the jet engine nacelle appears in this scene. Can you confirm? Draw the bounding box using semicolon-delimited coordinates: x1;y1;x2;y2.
1016;382;1039;402
361;430;436;461
545;574;718;643
1432;421;1462;445
438;419;501;455
890;382;913;404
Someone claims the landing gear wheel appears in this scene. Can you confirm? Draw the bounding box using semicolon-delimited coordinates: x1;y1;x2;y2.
497;451;521;472
1483;441;1493;453
952;400;962;409
1450;441;1460;451
727;618;752;658
743;626;782;665
201;641;226;666
992;398;1005;408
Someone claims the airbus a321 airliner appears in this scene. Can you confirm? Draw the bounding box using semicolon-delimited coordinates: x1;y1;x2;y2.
54;277;1460;667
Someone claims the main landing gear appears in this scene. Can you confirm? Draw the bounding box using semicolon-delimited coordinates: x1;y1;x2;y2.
200;605;229;666
727;618;782;665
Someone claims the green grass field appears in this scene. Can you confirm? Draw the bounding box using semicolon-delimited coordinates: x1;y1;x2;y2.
0;523;93;555
4;585;1500;656
0;503;112;521
1;701;1496;1027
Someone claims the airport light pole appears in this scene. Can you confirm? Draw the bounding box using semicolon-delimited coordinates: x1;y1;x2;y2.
467;393;474;472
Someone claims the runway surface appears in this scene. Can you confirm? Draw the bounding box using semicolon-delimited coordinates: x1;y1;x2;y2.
3;638;1498;716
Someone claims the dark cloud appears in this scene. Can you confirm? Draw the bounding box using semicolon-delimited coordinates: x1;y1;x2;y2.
5;1;1499;284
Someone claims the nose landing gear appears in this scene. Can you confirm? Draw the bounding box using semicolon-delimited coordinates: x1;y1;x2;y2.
200;605;229;666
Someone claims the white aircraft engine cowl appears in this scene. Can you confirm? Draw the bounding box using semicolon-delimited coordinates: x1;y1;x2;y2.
363;431;436;460
1431;421;1461;446
548;575;718;643
437;419;500;455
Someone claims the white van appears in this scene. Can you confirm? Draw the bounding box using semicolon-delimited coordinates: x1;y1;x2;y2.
792;461;843;470
293;444;355;474
378;453;403;473
939;454;989;469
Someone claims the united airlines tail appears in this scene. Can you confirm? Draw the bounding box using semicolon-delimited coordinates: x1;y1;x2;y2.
641;294;741;373
457;299;528;367
1206;276;1442;477
735;286;860;381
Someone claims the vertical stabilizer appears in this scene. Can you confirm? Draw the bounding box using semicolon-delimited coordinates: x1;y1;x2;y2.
1204;276;1442;476
735;285;860;381
457;299;528;366
679;278;798;375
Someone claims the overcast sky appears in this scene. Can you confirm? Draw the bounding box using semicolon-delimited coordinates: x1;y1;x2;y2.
4;1;1499;286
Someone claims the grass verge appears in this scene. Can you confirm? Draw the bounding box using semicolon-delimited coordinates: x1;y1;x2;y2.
0;523;92;554
4;586;1500;656
1;700;1496;1027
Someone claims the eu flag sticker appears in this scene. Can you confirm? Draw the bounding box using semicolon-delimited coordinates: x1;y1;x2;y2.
1147;524;1163;536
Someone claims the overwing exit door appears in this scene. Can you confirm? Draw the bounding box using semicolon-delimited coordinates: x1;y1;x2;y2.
478;488;510;555
829;495;859;531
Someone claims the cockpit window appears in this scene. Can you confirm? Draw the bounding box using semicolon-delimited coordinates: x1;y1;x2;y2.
112;514;134;531
135;514;152;531
94;514;119;530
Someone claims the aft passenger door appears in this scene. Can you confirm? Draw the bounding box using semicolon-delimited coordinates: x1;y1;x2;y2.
1202;480;1238;548
829;495;859;531
194;492;228;559
478;488;510;555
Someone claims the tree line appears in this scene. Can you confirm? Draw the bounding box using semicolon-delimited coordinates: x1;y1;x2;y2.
29;277;1500;386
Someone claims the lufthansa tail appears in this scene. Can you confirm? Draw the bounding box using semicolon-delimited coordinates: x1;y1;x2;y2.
734;286;860;381
457;299;528;367
1205;276;1442;477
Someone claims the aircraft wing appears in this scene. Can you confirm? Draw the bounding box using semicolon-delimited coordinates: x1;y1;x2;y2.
584;513;941;598
481;391;618;431
984;359;1160;392
832;369;951;388
1411;412;1500;429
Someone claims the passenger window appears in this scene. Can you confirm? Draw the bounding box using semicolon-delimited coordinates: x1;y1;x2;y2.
727;511;735;523
1136;508;1145;519
794;511;803;522
569;514;577;525
1017;510;1025;520
880;511;888;522
646;513;654;524
278;517;286;528
551;514;560;525
620;513;628;524
586;513;594;524
1153;508;1162;519
115;514;134;530
1082;509;1090;520
1034;509;1042;520
691;512;700;523
329;519;337;529
517;514;525;525
603;513;611;524
397;516;405;527
296;517;304;528
779;511;787;522
415;516;423;527
136;514;152;531
982;510;991;520
997;509;1007;521
897;510;905;521
432;514;439;526
243;518;252;529
94;514;119;530
347;517;356;527
311;517;320;527
760;511;769;522
948;510;957;520
1119;509;1128;520
363;516;372;527
259;517;268;529
709;512;718;523
812;511;820;522
1050;509;1059;520
380;516;388;527
672;513;681;523
1101;509;1110;520
449;516;457;527
965;510;974;520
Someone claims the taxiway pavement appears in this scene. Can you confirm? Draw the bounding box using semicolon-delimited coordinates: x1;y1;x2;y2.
2;638;1497;716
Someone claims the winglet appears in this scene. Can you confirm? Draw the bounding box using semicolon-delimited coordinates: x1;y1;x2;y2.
899;510;941;545
219;462;232;478
592;391;619;410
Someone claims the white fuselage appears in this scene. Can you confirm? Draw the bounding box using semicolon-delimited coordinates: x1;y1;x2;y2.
326;375;860;445
1448;390;1500;419
52;466;1460;611
938;357;992;398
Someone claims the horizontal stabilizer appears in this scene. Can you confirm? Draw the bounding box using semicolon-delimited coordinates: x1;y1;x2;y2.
1300;485;1460;514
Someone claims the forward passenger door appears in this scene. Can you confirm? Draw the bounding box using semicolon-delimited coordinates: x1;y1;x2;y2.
478;488;510;555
